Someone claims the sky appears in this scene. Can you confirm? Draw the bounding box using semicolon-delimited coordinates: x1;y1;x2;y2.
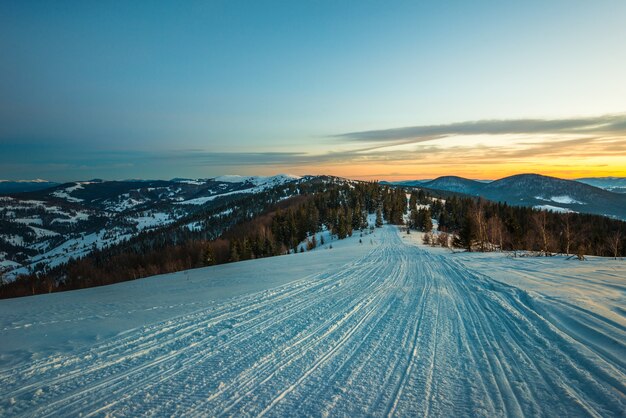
1;0;625;182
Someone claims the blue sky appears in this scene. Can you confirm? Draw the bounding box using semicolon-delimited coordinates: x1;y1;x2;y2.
1;1;625;181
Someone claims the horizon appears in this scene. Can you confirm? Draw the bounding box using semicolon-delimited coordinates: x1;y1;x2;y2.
1;1;626;182
2;171;626;185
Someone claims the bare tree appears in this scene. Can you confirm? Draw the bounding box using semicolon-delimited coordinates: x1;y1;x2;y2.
487;215;504;251
438;232;450;248
532;211;552;256
472;199;488;252
562;213;573;256
576;243;586;261
607;230;622;260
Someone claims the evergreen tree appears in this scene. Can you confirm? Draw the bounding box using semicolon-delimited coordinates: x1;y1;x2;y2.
375;207;384;227
453;212;475;251
423;208;433;232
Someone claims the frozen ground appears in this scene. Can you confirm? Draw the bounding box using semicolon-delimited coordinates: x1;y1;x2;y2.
1;226;625;417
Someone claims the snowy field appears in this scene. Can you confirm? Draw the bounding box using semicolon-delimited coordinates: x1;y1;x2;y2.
1;226;625;417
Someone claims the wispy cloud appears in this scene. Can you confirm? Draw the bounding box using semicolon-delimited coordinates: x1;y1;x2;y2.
3;114;625;181
336;114;626;142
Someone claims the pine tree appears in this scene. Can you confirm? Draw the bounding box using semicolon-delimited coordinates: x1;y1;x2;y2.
375;207;383;227
352;203;363;230
453;212;475;251
423;208;433;232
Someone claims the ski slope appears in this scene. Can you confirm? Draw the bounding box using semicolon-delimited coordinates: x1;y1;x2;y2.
1;227;625;417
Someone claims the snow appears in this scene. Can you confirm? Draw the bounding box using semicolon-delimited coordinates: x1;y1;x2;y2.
215;208;234;217
175;194;225;205
106;195;145;212
213;174;301;185
50;211;90;224
51;182;87;203
213;174;251;183
0;260;21;270
185;221;204;231
28;226;59;238
131;212;173;231
175;179;206;185
0;234;24;246
550;195;584;204
1;226;624;416
12;217;43;226
0;179;49;183
3;229;135;280
535;195;585;205
176;177;297;205
533;204;576;213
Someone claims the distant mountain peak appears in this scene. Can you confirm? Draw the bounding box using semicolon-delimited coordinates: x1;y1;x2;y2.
411;173;626;220
0;179;52;183
212;174;302;186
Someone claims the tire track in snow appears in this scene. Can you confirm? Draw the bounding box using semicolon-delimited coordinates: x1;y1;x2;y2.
2;226;625;417
34;251;389;417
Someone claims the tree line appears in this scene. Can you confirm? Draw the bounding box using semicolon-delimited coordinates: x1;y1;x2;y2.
1;181;408;298
3;181;623;299
407;191;625;258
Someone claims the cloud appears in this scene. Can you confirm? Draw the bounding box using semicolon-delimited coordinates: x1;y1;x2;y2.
3;113;625;181
151;150;309;166
336;114;626;142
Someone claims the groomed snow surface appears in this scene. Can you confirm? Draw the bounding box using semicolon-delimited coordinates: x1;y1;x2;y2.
1;226;625;417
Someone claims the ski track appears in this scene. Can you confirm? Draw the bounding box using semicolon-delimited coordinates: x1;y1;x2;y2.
1;227;625;417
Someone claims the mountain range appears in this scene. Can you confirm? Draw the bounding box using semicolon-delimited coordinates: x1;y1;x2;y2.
0;174;313;279
0;180;60;194
2;173;625;281
401;174;626;220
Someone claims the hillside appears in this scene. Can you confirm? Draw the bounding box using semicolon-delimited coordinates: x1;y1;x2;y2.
3;175;625;299
421;176;484;194
413;174;626;220
0;175;305;279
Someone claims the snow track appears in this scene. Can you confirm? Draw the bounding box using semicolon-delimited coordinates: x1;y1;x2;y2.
1;227;624;417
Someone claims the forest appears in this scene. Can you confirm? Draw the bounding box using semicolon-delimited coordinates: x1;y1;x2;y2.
1;182;624;299
407;190;625;259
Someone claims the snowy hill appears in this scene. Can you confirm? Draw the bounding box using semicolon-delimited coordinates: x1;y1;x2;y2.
405;174;626;220
0;174;307;279
1;225;624;416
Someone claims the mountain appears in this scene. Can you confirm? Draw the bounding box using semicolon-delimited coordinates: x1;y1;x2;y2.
412;173;626;220
383;179;430;187
576;177;626;193
0;180;59;194
421;176;484;194
0;174;309;279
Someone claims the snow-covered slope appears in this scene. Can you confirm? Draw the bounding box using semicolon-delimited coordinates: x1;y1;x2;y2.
1;226;624;416
0;175;305;279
